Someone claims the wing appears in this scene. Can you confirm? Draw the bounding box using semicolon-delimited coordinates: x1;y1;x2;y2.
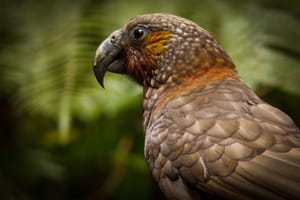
144;77;300;200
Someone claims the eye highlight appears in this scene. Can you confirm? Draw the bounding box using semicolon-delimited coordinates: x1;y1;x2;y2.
131;27;148;41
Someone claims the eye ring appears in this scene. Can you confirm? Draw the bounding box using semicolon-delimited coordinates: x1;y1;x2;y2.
132;27;147;41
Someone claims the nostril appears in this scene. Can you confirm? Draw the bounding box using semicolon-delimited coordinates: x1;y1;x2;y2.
110;29;122;44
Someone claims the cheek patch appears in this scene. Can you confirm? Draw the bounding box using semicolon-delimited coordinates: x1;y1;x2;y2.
145;31;172;56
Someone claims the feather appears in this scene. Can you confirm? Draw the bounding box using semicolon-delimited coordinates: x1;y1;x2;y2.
145;77;300;199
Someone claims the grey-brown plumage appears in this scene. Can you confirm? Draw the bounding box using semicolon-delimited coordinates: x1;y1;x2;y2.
144;77;300;199
93;13;300;199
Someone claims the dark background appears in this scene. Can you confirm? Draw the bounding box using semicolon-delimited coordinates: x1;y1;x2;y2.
1;0;300;199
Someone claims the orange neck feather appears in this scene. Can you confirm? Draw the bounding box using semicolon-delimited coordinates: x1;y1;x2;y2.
150;66;239;113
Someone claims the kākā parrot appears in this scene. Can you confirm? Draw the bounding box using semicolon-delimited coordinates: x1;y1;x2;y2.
93;13;300;199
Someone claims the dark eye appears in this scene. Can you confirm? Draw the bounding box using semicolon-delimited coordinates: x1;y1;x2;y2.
132;27;146;40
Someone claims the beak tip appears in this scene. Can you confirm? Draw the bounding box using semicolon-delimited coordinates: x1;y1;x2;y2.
100;82;105;89
93;64;105;88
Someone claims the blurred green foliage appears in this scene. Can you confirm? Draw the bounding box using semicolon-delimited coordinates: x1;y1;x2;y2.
0;0;300;199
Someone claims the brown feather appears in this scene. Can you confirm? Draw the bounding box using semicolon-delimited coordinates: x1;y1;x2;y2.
144;77;300;199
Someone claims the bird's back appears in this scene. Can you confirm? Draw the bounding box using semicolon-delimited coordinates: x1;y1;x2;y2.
144;76;300;200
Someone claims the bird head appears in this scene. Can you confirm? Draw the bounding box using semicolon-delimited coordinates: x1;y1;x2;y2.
93;13;235;89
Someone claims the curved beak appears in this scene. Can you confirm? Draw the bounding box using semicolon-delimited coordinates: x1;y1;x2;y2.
93;30;126;88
